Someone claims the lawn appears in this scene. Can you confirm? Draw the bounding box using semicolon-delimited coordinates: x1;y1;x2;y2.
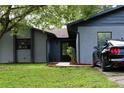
0;64;119;88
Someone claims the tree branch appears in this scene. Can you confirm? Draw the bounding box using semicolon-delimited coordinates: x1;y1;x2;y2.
0;5;45;39
7;6;40;32
0;5;12;19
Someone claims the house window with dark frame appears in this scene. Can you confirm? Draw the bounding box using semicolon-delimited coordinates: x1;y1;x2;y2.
16;38;31;50
97;32;112;48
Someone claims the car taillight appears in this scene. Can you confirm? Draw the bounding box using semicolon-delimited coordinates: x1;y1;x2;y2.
110;48;120;55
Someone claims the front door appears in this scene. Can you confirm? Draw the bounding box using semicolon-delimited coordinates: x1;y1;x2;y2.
16;38;31;63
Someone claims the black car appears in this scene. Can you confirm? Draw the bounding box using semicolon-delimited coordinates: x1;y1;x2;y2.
93;39;124;71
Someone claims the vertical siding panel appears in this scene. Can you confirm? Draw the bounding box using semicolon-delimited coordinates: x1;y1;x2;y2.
34;31;47;63
0;32;13;63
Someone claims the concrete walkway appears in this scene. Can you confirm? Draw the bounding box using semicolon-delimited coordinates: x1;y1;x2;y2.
48;62;92;67
96;67;124;87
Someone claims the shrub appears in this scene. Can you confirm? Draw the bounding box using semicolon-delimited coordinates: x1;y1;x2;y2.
67;46;77;64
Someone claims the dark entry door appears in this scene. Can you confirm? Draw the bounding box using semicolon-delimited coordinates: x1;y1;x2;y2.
16;38;31;63
60;40;75;62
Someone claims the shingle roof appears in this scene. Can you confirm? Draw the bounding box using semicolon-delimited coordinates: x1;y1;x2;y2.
48;28;69;38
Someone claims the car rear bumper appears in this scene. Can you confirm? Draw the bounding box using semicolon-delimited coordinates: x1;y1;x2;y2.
111;58;124;62
110;58;124;65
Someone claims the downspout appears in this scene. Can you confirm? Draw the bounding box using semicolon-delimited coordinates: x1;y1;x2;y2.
76;32;80;64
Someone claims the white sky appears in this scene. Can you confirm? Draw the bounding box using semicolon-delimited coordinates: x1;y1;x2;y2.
0;0;124;5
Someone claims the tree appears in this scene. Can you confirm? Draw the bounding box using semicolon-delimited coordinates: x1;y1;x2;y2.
27;5;112;30
0;5;112;39
0;5;44;38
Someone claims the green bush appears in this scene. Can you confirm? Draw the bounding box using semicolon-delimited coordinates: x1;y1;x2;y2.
67;47;77;64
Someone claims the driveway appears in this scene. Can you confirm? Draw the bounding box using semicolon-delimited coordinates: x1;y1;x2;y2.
96;67;124;87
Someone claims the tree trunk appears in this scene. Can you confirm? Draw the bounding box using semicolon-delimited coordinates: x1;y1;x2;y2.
70;58;77;65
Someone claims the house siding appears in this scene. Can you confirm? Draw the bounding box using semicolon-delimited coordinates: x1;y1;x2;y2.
34;31;47;63
80;9;124;26
17;31;31;39
78;26;124;64
0;32;13;63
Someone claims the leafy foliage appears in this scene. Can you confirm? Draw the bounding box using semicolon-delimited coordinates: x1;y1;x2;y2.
28;5;112;30
0;5;112;38
0;5;42;38
67;46;77;64
67;47;76;58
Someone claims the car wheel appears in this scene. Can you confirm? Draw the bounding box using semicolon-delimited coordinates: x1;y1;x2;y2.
101;55;109;71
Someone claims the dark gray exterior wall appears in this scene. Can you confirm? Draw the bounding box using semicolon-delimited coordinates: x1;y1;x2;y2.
48;39;61;62
0;29;48;63
34;31;47;63
0;32;14;63
16;30;48;63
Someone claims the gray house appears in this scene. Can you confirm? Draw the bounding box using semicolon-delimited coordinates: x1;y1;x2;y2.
0;27;72;63
67;6;124;64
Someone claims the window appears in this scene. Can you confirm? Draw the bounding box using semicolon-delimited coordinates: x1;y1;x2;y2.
16;39;31;49
97;32;112;48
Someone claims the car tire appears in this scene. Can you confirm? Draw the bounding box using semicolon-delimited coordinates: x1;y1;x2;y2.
101;55;109;71
92;53;97;67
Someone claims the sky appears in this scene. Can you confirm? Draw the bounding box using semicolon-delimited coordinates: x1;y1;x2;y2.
0;0;124;5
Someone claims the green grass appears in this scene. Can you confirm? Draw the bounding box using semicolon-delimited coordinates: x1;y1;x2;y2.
0;64;119;88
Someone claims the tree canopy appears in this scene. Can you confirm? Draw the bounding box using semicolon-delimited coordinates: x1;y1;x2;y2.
28;5;112;29
0;5;112;38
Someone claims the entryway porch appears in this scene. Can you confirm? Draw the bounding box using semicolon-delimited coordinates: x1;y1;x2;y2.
48;62;92;67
